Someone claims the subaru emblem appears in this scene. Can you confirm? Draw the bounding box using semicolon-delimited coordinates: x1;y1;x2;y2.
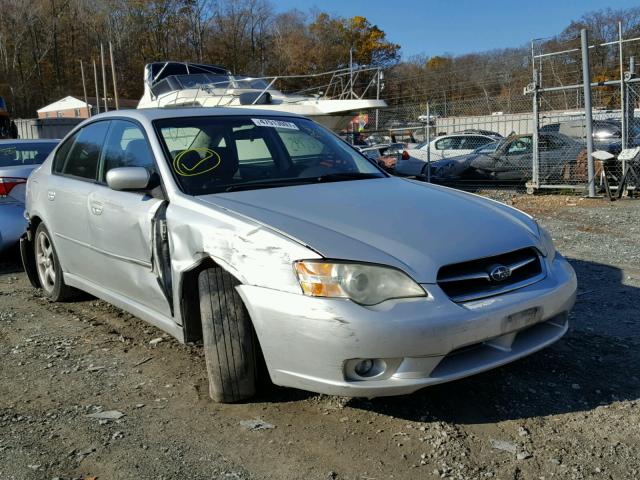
490;265;511;282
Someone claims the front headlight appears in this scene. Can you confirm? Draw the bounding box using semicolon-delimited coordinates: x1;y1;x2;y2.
294;261;426;305
536;222;556;261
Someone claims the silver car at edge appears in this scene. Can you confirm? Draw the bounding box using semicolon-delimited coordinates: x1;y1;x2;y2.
0;139;59;251
21;108;577;403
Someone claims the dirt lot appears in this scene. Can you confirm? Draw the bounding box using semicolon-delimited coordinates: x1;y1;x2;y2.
1;195;639;480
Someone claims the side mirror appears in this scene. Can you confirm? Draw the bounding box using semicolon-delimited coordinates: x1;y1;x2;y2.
106;167;151;191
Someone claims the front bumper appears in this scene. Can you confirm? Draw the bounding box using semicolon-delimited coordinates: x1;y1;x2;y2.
0;203;27;252
238;254;577;397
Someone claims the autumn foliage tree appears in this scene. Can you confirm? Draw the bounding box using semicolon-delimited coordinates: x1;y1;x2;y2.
0;0;399;116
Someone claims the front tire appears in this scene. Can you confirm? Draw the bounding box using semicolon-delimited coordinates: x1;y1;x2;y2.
34;223;75;301
198;268;259;403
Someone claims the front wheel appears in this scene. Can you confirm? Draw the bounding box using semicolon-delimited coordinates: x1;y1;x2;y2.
198;268;260;403
34;223;75;301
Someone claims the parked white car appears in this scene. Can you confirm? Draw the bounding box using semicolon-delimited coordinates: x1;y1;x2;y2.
395;133;497;177
21;108;576;402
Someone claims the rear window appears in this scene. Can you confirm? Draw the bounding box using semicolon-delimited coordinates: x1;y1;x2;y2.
0;142;58;167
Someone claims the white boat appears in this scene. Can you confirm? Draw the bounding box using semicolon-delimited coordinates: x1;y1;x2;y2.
137;62;387;130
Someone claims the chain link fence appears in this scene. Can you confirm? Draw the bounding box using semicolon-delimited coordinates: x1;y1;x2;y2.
347;28;640;197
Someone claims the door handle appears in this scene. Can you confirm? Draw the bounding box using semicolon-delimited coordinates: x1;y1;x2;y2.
90;201;103;216
47;190;55;201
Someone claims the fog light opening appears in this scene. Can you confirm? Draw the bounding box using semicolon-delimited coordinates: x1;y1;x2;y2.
351;358;387;379
354;359;374;377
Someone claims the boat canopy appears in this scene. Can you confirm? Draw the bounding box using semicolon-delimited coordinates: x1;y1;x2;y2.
148;62;230;85
146;62;273;99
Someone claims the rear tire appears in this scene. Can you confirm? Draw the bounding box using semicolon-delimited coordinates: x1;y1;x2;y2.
198;268;259;403
34;223;75;301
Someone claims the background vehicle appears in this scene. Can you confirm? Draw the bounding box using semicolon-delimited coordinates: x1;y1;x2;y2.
540;119;640;154
468;133;582;182
395;133;496;176
358;142;406;171
426;140;502;181
0;139;59;251
457;128;503;139
0;96;11;140
22;108;575;404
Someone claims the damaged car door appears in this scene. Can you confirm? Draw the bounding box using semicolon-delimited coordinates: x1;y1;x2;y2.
86;119;172;315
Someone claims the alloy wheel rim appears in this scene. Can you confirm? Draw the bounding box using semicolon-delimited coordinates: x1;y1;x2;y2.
35;231;56;293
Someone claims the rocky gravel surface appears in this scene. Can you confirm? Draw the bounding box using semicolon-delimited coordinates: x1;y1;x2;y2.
0;195;639;480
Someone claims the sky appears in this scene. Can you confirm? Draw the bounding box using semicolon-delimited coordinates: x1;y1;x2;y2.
273;0;639;59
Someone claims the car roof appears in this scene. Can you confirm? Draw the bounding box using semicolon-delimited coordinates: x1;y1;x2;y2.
85;107;304;123
436;133;495;139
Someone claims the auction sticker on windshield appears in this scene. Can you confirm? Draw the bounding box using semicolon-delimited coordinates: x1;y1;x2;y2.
252;118;299;130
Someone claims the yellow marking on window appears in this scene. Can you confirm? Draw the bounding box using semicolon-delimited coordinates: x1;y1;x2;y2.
173;148;221;177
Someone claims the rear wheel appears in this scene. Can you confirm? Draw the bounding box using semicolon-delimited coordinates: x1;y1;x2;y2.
34;223;75;301
198;268;260;403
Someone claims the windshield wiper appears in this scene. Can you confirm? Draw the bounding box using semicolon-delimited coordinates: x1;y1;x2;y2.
308;172;384;183
224;178;316;192
222;172;383;192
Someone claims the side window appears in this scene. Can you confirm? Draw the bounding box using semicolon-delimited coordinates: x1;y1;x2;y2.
450;137;466;150
52;133;78;173
232;125;275;164
100;120;155;182
507;137;533;155
460;136;492;150
278;129;324;161
235;137;272;162
55;122;109;180
435;137;460;150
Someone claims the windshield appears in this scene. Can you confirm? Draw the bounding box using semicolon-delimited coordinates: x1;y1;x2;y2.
155;116;385;195
0;142;58;167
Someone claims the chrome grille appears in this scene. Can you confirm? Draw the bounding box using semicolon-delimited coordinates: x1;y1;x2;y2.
437;248;544;303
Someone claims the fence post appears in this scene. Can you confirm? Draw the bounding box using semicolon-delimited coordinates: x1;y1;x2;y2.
581;28;596;198
375;69;381;131
426;102;431;183
619;22;626;150
623;56;636;179
531;69;540;190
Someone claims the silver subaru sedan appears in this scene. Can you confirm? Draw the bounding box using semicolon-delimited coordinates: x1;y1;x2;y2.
21;108;576;402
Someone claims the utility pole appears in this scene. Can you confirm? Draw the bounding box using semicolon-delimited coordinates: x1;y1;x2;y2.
109;42;119;110
581;29;596;198
93;60;100;114
80;60;90;117
100;43;109;112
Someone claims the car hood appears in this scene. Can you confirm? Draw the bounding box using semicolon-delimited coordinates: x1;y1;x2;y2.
197;177;541;283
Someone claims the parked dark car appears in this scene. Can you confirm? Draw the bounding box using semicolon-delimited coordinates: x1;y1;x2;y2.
540;119;640;154
468;133;583;183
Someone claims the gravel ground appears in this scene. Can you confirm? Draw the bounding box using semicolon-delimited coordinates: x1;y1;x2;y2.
0;194;639;480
